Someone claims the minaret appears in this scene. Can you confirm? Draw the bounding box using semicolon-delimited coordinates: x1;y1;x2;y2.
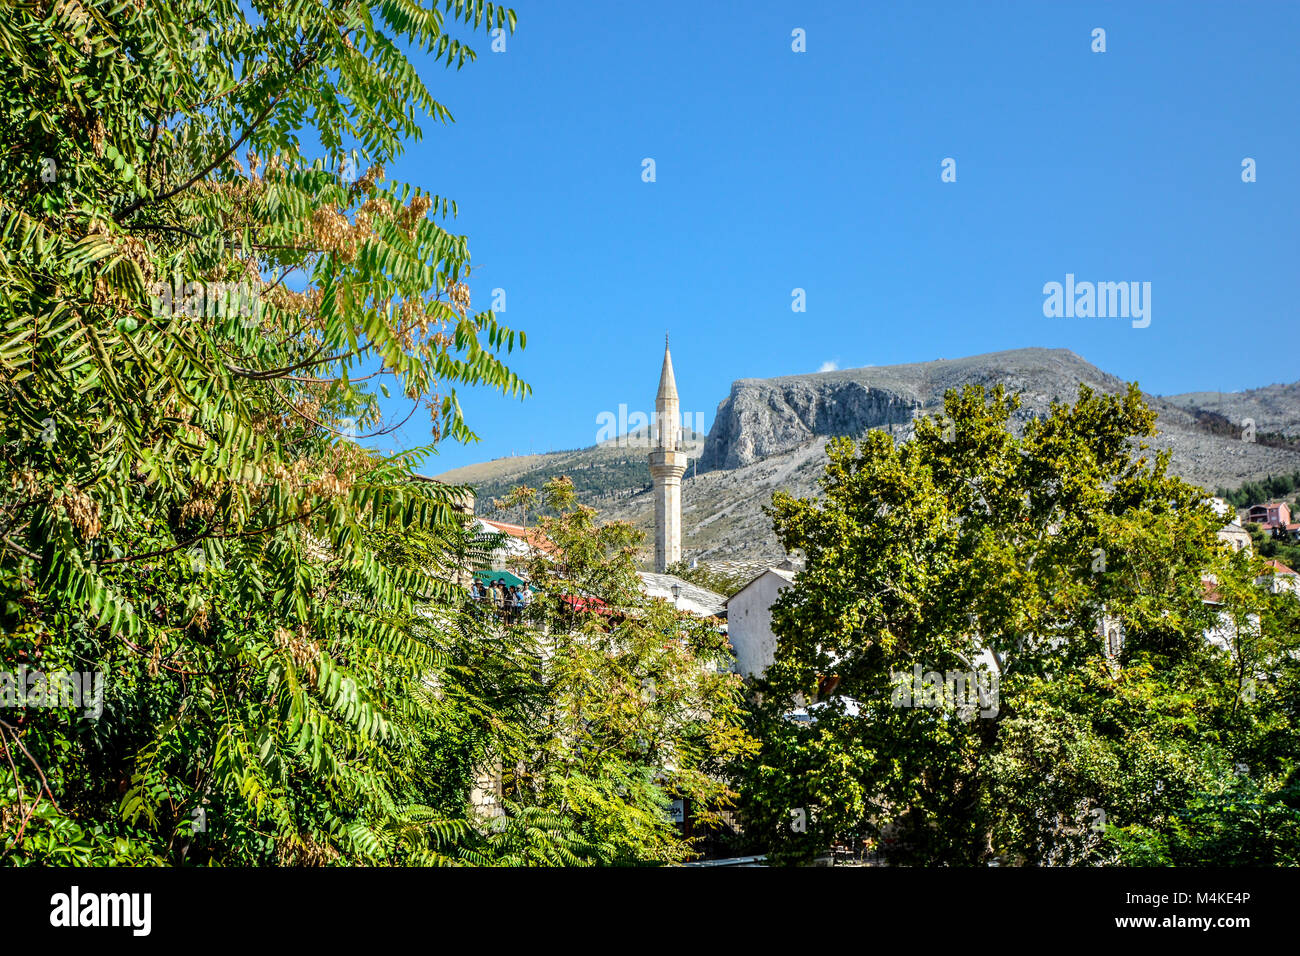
650;335;687;572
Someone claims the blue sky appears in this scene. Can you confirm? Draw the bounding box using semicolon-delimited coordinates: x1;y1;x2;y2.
371;1;1300;473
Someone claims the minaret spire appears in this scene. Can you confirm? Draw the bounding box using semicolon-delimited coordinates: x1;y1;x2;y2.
650;335;687;572
656;339;680;432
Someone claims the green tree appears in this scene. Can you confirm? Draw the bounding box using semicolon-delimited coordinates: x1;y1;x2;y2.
737;384;1300;866
0;0;526;865
476;479;757;864
492;483;538;528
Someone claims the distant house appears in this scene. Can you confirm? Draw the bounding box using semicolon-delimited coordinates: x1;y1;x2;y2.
1206;497;1233;519
1198;576;1251;655
1247;501;1292;530
725;568;797;679
1217;523;1253;554
1172;559;1300;657
1257;559;1300;596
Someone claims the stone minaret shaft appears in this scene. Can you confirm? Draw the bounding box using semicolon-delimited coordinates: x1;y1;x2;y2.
649;337;687;572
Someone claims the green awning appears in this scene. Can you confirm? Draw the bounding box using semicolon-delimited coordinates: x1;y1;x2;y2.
474;570;528;588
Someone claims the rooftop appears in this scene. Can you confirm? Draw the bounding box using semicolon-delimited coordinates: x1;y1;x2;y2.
725;566;797;603
637;571;727;618
479;518;558;555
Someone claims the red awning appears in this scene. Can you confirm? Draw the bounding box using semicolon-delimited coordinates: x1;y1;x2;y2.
560;594;611;614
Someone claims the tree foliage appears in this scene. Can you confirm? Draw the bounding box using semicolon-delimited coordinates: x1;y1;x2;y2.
0;0;533;865
474;478;756;865
737;384;1300;865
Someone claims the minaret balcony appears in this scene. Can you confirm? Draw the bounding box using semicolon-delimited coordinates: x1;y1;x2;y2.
649;449;687;476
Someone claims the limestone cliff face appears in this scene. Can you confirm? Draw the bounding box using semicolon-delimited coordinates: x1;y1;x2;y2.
700;379;918;471
700;347;1129;472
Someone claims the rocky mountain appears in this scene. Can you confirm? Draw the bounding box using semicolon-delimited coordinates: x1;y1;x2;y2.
1163;382;1300;438
699;348;1125;471
437;348;1300;567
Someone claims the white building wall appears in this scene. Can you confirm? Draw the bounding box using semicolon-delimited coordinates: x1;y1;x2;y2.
727;571;794;679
